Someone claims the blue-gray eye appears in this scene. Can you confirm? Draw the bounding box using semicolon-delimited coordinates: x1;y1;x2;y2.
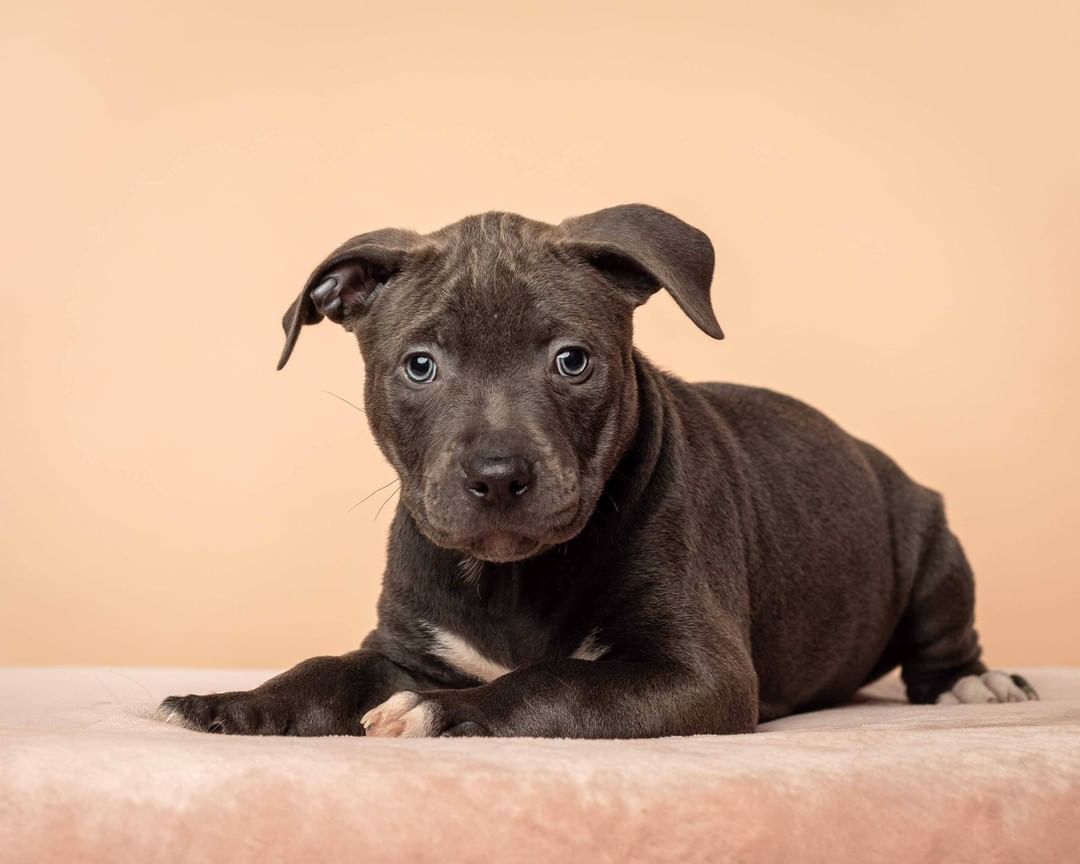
555;347;589;378
404;353;437;383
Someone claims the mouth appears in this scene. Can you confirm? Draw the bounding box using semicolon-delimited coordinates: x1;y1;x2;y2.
417;501;584;563
466;531;545;563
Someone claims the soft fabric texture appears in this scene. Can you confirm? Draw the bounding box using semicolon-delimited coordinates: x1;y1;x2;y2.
1;667;1078;864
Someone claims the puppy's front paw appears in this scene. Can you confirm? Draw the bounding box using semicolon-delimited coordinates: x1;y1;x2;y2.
361;691;490;738
156;692;289;735
936;671;1039;705
361;691;433;737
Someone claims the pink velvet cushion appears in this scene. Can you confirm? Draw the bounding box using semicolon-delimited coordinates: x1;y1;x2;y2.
2;667;1079;863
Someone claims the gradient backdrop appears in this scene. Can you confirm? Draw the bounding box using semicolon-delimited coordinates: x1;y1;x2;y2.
2;1;1077;667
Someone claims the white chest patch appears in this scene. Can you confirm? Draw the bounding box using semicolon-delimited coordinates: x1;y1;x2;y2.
423;625;513;683
421;624;609;682
571;629;608;662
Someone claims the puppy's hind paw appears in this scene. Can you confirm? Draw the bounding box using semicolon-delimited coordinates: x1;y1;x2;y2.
936;671;1039;705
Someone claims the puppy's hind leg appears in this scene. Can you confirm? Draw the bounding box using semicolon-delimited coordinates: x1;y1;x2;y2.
896;496;1038;705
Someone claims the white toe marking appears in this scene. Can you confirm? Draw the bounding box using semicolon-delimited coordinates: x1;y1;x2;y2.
394;702;436;737
937;671;1038;705
953;675;996;703
362;691;437;738
982;670;1024;702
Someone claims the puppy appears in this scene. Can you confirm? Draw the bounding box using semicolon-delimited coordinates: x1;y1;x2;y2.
159;204;1036;738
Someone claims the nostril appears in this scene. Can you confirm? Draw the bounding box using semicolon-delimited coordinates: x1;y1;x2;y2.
462;453;535;506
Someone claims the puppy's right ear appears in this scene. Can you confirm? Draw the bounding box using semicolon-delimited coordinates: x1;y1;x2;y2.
277;228;426;370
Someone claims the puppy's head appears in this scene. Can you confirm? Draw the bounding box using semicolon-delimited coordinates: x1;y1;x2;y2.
279;204;721;563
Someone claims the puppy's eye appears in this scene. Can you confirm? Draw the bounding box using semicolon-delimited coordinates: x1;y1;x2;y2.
403;352;437;384
555;347;589;378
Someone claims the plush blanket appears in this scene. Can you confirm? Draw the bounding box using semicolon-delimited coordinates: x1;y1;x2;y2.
1;667;1078;863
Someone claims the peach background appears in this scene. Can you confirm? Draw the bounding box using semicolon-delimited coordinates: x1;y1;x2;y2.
1;1;1077;667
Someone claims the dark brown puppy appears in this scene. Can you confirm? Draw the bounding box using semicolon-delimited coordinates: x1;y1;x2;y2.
159;204;1036;738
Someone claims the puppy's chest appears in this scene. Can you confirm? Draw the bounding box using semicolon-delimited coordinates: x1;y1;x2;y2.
419;617;606;684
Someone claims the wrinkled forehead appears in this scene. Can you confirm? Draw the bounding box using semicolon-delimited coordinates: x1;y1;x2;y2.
374;213;625;353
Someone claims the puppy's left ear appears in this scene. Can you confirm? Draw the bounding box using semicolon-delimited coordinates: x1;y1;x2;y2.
559;204;723;339
278;228;426;370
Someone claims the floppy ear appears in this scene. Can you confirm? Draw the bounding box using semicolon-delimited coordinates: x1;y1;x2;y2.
277;228;425;370
558;204;722;339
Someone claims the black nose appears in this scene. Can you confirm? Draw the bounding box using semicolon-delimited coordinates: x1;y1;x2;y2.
462;453;535;507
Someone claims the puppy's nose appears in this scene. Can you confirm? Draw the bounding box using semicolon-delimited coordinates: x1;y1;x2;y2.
462;453;534;508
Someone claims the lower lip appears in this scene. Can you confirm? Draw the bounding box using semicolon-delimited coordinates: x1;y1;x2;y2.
471;531;540;560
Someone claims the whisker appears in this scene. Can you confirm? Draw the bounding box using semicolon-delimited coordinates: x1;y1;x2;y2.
104;668;156;702
323;390;366;415
458;557;485;584
374;486;401;521
349;478;401;512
